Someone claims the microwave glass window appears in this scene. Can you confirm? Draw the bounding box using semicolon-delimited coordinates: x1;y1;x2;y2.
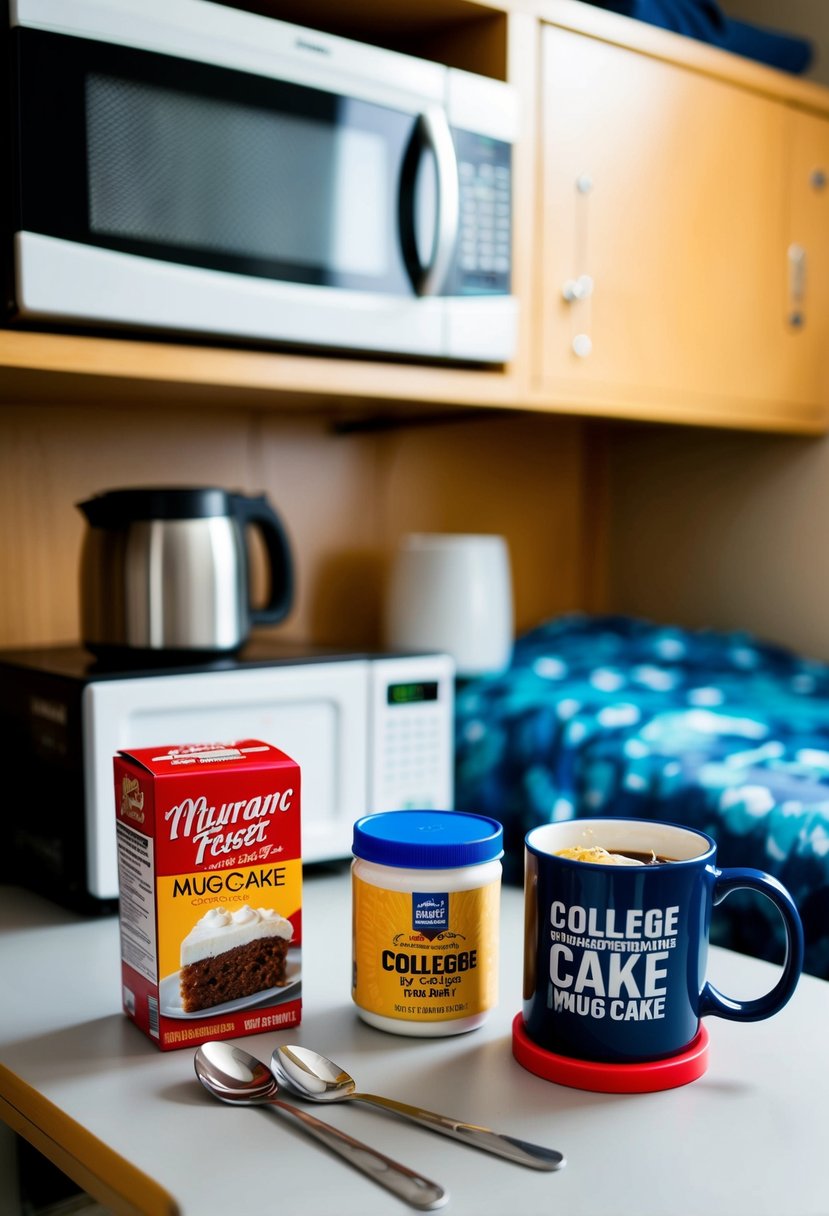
85;75;389;280
15;29;418;295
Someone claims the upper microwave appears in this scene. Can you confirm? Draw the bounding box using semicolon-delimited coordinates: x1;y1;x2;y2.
6;0;519;364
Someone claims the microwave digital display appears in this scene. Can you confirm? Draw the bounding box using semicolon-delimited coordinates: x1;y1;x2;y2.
387;681;439;706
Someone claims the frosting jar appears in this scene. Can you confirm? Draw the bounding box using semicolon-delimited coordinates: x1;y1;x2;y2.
351;810;504;1037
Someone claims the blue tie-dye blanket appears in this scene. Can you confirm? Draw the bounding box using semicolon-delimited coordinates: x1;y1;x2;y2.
454;614;829;978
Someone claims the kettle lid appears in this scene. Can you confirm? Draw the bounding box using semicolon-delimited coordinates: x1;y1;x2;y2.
77;486;236;526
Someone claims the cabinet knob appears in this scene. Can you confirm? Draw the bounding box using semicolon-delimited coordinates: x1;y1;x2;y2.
562;274;594;303
572;333;592;358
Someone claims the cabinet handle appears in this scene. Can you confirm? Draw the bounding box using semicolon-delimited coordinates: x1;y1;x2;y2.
788;242;807;328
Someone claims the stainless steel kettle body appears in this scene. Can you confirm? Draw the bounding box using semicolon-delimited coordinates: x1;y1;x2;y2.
77;487;293;656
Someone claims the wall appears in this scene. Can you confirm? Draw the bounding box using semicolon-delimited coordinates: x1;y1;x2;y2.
0;402;378;649
0;403;596;654
605;420;829;662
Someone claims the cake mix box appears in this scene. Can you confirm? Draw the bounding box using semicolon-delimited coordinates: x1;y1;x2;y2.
113;739;301;1051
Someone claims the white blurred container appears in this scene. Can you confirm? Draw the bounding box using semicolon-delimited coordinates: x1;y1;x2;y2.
385;533;514;677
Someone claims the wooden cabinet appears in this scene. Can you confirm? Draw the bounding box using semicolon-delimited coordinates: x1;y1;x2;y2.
534;21;829;433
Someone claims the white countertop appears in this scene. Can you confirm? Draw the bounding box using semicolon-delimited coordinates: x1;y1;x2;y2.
1;866;827;1216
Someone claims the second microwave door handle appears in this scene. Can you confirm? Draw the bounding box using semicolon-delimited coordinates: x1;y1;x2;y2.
399;107;460;297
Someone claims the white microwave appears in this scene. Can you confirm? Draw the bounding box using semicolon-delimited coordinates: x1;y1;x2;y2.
0;643;455;909
7;0;518;363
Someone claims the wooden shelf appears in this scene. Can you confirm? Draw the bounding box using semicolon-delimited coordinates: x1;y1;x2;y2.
217;0;511;77
0;330;531;419
1;326;826;434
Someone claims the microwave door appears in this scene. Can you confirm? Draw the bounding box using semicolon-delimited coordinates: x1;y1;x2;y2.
11;28;449;356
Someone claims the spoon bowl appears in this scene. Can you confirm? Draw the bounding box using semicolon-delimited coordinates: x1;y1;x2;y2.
195;1042;277;1101
194;1041;447;1209
272;1044;566;1171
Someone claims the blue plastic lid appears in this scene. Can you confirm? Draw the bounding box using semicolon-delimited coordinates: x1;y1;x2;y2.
353;810;504;870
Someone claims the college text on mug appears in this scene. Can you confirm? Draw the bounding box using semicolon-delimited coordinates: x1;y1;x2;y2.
522;818;804;1065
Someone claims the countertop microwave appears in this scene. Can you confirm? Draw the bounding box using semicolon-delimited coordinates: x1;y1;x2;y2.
0;641;455;911
6;0;519;364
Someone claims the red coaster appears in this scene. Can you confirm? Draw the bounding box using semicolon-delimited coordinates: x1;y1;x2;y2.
511;1013;709;1093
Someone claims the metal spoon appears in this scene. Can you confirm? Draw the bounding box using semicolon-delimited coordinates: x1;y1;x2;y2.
272;1044;566;1171
194;1041;448;1210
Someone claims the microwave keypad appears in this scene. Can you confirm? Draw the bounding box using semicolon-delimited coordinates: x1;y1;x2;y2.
380;706;445;811
449;129;512;296
459;161;511;280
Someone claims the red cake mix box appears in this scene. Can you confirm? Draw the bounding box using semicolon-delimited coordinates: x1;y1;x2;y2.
113;739;301;1050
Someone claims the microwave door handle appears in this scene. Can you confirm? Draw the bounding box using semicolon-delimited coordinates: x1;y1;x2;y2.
398;107;460;297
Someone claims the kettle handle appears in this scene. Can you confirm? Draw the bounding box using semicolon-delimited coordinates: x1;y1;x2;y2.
233;493;294;626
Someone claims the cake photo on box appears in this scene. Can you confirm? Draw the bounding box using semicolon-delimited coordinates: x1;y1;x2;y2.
179;905;294;1014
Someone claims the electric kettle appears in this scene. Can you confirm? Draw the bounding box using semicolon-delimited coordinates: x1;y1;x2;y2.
77;486;294;656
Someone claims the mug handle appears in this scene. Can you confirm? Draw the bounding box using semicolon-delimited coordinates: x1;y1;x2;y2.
699;867;804;1022
233;493;294;626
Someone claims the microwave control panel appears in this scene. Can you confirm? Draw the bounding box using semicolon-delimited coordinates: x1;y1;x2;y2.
449;129;512;297
369;654;455;814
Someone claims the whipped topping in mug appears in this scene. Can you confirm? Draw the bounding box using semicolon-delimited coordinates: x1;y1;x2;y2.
555;846;648;866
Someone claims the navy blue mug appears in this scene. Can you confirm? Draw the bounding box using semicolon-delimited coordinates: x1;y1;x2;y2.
522;818;804;1064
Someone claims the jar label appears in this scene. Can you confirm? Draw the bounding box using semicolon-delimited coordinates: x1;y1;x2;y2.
352;876;500;1022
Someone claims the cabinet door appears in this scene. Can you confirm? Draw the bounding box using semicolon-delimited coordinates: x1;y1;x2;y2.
782;107;829;412
537;25;821;430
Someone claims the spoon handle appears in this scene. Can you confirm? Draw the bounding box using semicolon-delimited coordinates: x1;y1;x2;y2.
266;1096;448;1209
354;1094;565;1171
